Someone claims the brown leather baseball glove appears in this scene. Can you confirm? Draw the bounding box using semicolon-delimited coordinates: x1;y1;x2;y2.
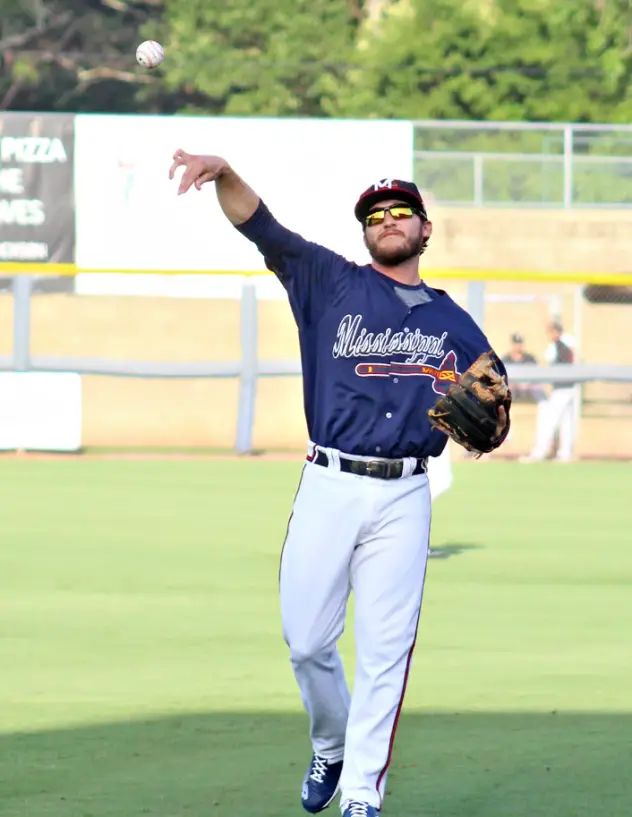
427;350;512;457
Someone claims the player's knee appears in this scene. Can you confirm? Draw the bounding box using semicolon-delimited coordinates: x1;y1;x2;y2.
285;632;331;665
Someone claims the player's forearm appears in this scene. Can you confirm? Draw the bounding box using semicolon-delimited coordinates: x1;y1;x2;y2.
215;167;260;226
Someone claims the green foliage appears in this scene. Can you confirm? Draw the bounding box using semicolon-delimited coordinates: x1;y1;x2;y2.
1;0;145;112
2;0;632;127
150;0;359;116
325;0;632;124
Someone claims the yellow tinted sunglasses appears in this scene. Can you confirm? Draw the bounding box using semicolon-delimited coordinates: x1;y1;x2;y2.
364;204;425;227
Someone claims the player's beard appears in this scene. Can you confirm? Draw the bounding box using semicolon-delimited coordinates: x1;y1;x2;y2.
364;229;426;267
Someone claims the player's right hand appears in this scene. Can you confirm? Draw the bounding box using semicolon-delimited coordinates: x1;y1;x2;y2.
169;150;228;195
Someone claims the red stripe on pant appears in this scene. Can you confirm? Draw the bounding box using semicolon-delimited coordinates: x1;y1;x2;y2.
375;616;421;808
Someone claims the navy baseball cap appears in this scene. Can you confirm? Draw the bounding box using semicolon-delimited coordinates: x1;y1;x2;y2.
354;179;427;223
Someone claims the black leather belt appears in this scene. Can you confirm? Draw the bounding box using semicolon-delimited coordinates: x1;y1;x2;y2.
311;449;427;480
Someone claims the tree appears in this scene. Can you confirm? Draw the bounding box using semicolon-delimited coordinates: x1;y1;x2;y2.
150;0;361;116
0;0;184;113
324;0;632;124
4;0;631;124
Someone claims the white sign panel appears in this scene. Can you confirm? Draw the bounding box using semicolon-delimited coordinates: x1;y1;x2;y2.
74;116;413;272
0;372;82;451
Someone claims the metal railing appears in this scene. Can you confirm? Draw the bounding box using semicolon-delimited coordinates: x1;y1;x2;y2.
412;120;632;207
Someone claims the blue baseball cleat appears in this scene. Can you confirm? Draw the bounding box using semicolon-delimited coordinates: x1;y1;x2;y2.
301;753;343;813
341;801;380;817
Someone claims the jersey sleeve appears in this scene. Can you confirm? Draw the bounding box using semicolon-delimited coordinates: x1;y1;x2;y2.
234;199;344;325
453;314;507;377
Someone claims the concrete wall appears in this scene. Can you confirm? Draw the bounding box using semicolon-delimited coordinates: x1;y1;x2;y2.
426;206;632;273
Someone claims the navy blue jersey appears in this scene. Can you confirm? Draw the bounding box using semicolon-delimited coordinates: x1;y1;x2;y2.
236;200;508;459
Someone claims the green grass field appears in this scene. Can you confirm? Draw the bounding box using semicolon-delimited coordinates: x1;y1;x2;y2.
1;459;630;817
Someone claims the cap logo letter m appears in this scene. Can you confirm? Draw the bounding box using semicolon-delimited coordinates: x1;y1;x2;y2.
373;178;395;190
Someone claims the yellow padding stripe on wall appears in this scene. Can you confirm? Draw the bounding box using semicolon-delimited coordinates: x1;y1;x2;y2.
0;263;631;286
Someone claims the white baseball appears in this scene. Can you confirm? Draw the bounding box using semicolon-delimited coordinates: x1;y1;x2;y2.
136;40;165;69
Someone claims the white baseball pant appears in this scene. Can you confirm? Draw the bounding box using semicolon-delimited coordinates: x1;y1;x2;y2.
529;386;576;461
279;446;432;811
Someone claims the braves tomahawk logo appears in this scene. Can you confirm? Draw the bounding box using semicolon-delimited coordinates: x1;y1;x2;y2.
355;350;460;395
331;314;461;395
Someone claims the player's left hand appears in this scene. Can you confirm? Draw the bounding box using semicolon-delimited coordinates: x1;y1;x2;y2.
495;405;508;439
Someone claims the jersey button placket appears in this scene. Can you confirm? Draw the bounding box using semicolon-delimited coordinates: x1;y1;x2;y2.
391;323;410;383
388;358;399;383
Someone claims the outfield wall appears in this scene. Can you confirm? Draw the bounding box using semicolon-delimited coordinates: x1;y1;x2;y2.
1;271;630;458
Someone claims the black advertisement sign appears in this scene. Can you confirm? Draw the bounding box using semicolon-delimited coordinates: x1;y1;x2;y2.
0;113;75;265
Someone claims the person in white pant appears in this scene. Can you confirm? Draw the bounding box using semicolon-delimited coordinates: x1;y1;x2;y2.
168;152;511;817
522;322;577;462
427;443;453;501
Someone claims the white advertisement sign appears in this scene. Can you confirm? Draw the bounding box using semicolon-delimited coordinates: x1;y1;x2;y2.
0;373;82;451
74;116;413;273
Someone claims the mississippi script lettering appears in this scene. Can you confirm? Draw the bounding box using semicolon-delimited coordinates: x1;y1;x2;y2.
332;314;447;364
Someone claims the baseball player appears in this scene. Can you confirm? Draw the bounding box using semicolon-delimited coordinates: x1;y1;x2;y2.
521;321;576;462
169;150;511;817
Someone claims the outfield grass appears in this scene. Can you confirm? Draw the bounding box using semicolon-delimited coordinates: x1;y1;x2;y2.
1;460;630;817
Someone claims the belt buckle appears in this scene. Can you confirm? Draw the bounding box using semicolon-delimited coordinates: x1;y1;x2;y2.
365;460;387;478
